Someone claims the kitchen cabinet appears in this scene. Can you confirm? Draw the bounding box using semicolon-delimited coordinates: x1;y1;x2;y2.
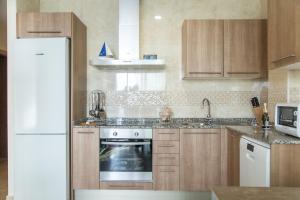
182;20;224;79
153;166;179;191
271;144;300;187
72;128;99;189
182;20;267;79
153;129;180;191
226;129;241;186
224;20;267;78
268;0;300;69
180;129;222;191
17;13;72;38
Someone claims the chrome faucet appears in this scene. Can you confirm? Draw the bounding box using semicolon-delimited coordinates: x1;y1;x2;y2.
202;98;211;119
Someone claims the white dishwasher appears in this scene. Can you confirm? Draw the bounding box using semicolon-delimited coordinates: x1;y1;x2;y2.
240;136;270;187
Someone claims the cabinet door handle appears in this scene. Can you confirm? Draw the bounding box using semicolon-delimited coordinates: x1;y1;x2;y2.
108;185;143;189
159;170;176;173
76;131;95;134
158;132;176;134
27;30;62;34
183;132;219;134
226;72;260;75
272;54;296;63
158;145;175;148
189;72;222;75
158;156;176;160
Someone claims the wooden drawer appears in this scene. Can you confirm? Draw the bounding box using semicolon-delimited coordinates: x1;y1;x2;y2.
73;127;99;135
153;129;180;141
17;12;72;38
153;166;179;191
153;154;179;166
100;182;153;190
153;141;179;154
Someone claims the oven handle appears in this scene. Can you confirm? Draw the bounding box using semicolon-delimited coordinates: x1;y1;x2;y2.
101;141;151;146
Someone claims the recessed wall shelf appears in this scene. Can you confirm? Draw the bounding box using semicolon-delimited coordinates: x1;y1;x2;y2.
89;58;165;69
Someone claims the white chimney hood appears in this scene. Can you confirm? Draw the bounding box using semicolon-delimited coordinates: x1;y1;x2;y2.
90;0;165;68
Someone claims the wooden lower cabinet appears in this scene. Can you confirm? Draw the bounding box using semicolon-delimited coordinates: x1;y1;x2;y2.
227;129;241;186
72;128;100;189
271;144;300;187
180;129;222;191
100;182;153;190
153;166;179;191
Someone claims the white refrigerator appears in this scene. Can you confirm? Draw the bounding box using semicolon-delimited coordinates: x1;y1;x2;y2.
13;38;70;200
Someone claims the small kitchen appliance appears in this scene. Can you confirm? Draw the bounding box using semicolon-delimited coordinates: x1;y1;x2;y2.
275;103;300;138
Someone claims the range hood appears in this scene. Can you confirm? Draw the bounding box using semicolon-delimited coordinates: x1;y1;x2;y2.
90;0;165;68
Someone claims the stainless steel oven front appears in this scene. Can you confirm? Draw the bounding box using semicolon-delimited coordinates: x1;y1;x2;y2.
100;128;152;182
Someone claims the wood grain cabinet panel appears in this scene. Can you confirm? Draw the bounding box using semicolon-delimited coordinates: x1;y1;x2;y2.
226;129;241;186
17;12;72;38
268;0;300;69
100;182;153;190
153;154;179;166
153;141;180;154
224;20;267;79
153;166;179;191
72;128;99;189
153;129;180;141
180;129;222;191
182;20;224;79
271;144;300;187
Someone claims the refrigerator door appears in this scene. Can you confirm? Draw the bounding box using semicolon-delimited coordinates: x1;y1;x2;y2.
15;134;68;200
14;38;69;134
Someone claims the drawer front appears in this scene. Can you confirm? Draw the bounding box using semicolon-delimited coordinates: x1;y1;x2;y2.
153;141;180;154
153;154;179;166
100;182;153;190
153;166;179;191
17;13;72;38
153;129;180;141
73;127;99;135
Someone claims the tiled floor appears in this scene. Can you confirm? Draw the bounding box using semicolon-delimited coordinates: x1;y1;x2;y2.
0;159;7;200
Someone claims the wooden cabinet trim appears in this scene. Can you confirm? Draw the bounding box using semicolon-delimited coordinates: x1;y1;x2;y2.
100;182;153;190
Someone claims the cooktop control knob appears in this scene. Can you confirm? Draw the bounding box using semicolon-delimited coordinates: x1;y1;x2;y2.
134;132;139;137
113;132;118;136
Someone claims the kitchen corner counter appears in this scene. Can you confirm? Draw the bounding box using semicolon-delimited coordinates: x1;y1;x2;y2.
226;126;300;145
212;187;300;200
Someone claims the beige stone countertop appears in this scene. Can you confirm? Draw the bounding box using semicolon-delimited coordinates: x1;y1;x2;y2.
212;187;300;200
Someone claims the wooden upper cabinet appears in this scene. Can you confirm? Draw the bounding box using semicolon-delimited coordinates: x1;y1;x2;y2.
224;20;267;78
73;128;100;189
180;129;222;191
268;0;300;69
182;20;224;79
17;12;72;38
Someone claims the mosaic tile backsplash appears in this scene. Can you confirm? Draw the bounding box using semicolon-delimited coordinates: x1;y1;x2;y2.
95;90;263;118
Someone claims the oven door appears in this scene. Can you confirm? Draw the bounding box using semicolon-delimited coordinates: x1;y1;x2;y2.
100;139;152;182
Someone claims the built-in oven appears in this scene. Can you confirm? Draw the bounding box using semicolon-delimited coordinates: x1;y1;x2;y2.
100;128;152;182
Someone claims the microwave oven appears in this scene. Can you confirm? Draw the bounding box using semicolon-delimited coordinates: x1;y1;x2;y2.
275;103;300;138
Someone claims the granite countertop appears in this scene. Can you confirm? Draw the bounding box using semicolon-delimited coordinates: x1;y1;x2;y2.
73;117;300;145
212;187;300;200
73;117;253;129
227;126;300;145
